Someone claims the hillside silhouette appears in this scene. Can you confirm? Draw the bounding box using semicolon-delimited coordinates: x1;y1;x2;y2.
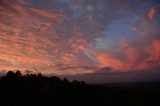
0;70;160;106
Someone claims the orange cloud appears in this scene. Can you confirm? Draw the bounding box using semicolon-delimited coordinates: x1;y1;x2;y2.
147;7;157;20
0;0;159;75
61;53;77;65
92;38;159;71
94;52;125;71
145;40;160;63
68;30;89;53
29;8;64;21
119;39;138;66
0;0;65;74
0;0;94;75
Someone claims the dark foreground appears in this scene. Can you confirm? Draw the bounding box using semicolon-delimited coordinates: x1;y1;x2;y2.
0;71;160;106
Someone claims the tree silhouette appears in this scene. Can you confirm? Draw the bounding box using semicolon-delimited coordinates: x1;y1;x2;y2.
15;70;22;77
0;70;160;106
5;71;15;77
63;78;69;83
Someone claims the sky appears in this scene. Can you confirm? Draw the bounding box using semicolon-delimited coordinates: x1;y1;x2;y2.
0;0;160;79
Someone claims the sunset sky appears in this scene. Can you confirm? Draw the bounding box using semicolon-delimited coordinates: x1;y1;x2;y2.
0;0;160;77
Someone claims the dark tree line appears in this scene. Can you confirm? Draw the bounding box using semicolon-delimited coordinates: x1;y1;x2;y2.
1;70;85;85
0;70;160;106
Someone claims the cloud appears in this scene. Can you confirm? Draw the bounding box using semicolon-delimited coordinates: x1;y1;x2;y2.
147;7;157;20
0;0;159;76
91;37;160;72
0;0;65;74
144;40;160;69
93;52;125;70
53;64;96;71
52;63;112;75
29;8;64;21
97;67;112;73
